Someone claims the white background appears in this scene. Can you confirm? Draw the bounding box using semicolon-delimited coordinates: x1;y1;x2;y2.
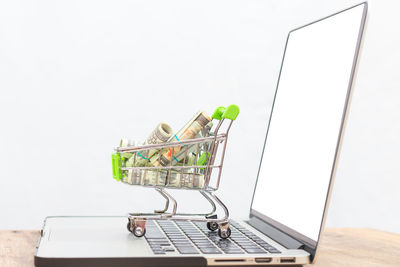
0;0;399;234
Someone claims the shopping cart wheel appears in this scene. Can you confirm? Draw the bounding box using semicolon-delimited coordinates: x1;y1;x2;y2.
207;222;219;231
218;227;231;239
206;214;219;231
132;226;146;237
127;222;133;233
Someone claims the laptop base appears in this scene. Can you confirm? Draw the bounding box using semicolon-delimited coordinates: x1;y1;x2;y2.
35;216;308;266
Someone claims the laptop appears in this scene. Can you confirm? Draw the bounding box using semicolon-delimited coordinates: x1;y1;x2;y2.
34;3;367;266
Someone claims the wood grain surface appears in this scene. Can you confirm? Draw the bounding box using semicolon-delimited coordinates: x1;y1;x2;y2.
0;228;399;267
0;230;38;267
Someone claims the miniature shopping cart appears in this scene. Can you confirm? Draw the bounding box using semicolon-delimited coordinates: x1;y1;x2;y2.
112;105;239;239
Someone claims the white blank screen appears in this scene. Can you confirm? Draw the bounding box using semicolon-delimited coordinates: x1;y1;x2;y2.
252;5;365;241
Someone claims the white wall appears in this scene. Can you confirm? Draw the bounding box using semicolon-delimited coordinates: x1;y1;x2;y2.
0;0;399;233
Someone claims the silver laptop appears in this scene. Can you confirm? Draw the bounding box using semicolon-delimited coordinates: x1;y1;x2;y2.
35;3;367;266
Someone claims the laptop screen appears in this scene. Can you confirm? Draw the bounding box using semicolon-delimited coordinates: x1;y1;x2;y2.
251;4;366;242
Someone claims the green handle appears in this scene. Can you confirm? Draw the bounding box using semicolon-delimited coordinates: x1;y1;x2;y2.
222;104;240;120
112;153;122;181
211;106;226;121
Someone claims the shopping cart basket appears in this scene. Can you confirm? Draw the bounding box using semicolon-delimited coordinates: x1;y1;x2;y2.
112;105;240;239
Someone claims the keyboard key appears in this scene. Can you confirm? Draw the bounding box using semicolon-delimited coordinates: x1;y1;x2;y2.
217;244;238;249
196;244;215;248
223;249;244;254
199;248;222;254
149;242;170;246
146;233;165;239
192;240;213;243
177;247;199;254
175;245;196;249
169;238;187;241
172;242;192;246
244;248;266;254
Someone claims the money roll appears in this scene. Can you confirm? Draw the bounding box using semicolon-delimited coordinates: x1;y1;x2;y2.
126;123;173;167
124;169;168;186
123;169;203;189
167;172;204;188
151;111;211;167
119;139;140;175
119;138;137;161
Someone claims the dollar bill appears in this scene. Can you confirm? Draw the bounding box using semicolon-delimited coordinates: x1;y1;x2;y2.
123;169;168;186
119;139;138;163
122;169;204;189
166;172;204;188
200;121;213;138
143;170;168;186
171;144;199;165
151;112;211;167
125;123;173;167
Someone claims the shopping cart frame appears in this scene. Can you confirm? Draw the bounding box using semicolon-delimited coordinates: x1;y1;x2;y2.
112;105;239;239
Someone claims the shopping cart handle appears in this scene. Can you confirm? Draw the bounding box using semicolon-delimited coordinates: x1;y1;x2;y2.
112;153;123;181
222;104;240;121
211;106;226;121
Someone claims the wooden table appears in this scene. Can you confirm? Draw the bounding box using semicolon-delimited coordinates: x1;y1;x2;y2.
1;228;399;266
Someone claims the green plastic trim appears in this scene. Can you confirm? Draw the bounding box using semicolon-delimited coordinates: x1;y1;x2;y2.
222;104;240;120
196;152;211;166
211;106;226;121
112;153;122;181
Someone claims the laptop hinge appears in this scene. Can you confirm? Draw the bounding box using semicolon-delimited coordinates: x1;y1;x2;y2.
246;216;304;249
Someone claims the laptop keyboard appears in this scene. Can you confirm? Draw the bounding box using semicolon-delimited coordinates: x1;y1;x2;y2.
144;220;281;255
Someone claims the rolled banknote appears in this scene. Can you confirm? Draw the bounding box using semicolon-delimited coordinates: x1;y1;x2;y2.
200;121;213;138
186;153;197;166
122;169;204;189
169;122;213;166
166;172;204;188
119;139;140;173
119;138;138;162
126;123;173;167
125;169;144;185
143;170;169;186
166;122;213;169
173;111;203;138
122;169;135;184
171;144;198;165
150;111;211;167
123;168;138;184
124;169;168;186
